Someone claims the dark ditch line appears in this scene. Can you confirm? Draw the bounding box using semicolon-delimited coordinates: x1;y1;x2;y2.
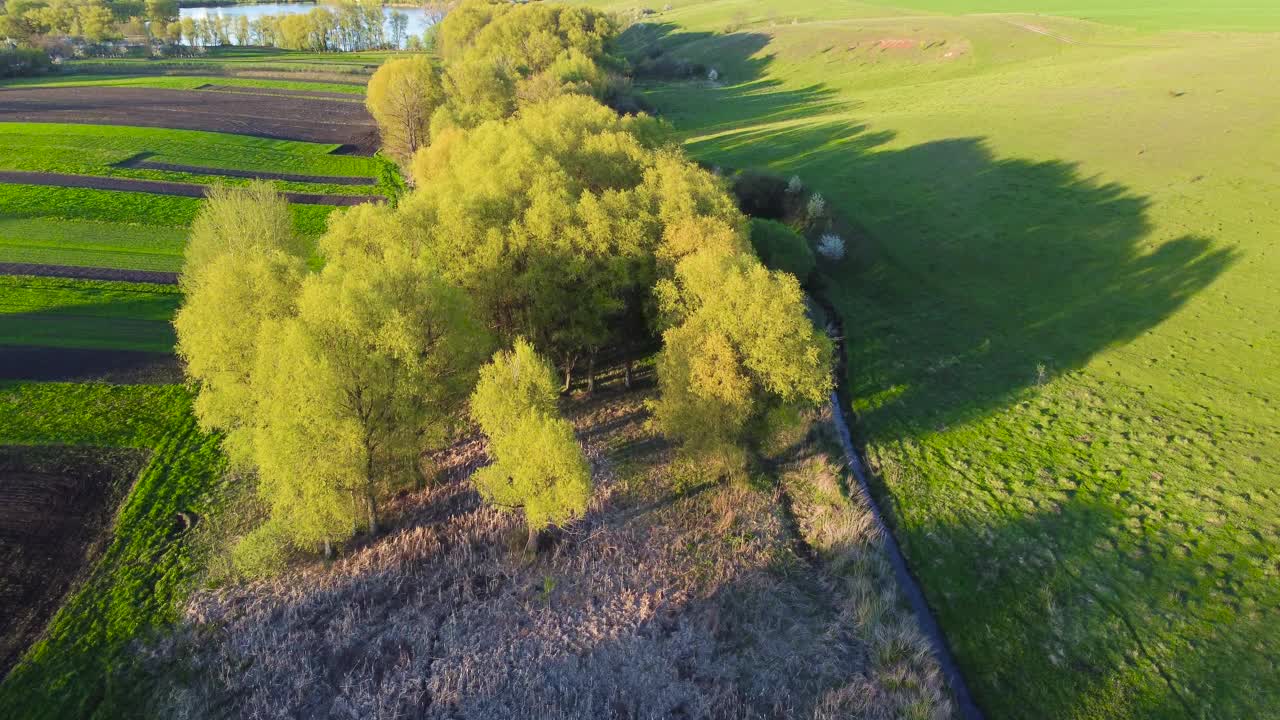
0;345;181;384
116;152;376;186
0;262;178;285
0;171;384;206
814;293;986;720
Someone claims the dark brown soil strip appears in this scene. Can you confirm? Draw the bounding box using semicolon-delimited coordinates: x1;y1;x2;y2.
196;83;362;101
0;262;178;285
0;86;378;154
0;171;383;206
0;445;149;677
0;346;181;384
117;153;375;186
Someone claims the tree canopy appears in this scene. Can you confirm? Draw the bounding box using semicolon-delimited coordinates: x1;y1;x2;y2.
366;55;446;167
470;338;591;542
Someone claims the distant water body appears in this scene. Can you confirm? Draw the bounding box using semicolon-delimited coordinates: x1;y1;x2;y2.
180;3;436;48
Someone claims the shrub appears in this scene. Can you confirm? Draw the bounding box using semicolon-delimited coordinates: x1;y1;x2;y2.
817;233;846;261
231;521;290;577
749;218;816;283
732;169;790;220
0;47;52;78
806;192;827;222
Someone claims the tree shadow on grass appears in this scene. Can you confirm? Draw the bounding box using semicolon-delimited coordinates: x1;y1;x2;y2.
625;23;1248;719
686;121;1236;437
920;492;1279;719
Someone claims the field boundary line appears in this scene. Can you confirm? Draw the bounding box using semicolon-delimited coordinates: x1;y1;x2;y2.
826;389;985;720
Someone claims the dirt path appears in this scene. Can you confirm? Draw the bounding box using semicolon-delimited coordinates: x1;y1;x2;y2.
0;262;178;285
0;171;383;206
0;85;377;153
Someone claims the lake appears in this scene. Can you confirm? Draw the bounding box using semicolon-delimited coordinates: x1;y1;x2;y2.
180;3;437;48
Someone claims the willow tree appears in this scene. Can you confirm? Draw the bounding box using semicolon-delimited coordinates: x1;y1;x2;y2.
174;183;309;465
435;0;619;126
245;207;492;558
401;94;742;388
366;55;447;167
470;338;591;548
651;218;834;475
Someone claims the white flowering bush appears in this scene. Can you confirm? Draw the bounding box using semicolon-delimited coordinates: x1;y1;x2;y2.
817;233;845;261
787;175;803;194
707;67;719;81
806;192;825;219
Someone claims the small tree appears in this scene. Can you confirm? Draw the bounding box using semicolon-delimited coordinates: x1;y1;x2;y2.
174;183;309;466
470;339;591;548
366;55;446;167
817;233;846;261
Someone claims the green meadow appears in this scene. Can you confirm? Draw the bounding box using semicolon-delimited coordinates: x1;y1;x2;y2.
0;123;380;195
0;218;185;272
0;276;180;353
593;0;1280;716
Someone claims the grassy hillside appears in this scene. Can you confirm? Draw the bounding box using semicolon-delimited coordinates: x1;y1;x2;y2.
593;1;1280;717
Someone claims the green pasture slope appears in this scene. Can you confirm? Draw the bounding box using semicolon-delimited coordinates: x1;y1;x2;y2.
0;276;179;353
594;0;1280;717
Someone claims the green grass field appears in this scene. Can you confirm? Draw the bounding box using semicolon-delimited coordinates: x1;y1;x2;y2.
590;0;1280;717
0;123;380;196
0;383;225;720
0;276;180;353
0;218;185;272
0;184;335;270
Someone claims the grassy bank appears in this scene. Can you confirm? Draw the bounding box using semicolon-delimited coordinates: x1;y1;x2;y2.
595;0;1280;716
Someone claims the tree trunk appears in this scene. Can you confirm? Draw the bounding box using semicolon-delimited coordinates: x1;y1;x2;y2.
323;538;333;560
624;358;633;390
586;350;597;395
366;492;379;535
526;524;541;554
561;353;576;394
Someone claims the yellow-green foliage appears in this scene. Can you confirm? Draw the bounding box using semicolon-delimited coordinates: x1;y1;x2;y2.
246;209;492;550
435;0;619;126
402;94;737;363
365;55;446;167
470;339;591;532
652;218;834;469
174;183;309;466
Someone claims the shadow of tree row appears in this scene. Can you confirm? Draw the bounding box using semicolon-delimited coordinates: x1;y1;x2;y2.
615;20;1256;719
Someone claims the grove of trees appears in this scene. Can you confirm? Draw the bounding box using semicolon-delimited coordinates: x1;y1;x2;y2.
175;0;834;573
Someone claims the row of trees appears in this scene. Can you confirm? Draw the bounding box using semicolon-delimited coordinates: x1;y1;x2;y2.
176;2;415;52
176;0;833;573
0;0;415;51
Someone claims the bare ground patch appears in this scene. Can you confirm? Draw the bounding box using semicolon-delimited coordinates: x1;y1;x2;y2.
0;445;148;677
145;365;954;719
0;86;377;153
0;171;382;206
0;262;177;285
0;346;181;383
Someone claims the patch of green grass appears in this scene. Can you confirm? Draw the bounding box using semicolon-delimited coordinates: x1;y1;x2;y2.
0;73;366;95
0;218;186;272
0;276;181;353
0;123;380;195
0;382;226;720
856;0;1280;31
594;1;1280;717
0;184;335;238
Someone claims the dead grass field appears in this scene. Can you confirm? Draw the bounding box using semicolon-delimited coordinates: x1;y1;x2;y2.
146;366;953;719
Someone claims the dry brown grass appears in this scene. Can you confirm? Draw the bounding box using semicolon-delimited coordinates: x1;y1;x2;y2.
145;370;953;719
